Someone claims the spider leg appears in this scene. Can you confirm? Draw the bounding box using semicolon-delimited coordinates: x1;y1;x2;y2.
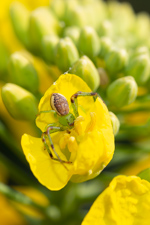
42;126;72;170
36;110;57;117
44;123;59;131
71;91;98;117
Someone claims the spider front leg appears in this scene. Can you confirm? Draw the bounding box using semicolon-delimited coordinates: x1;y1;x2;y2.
37;110;57;118
71;91;98;117
42;125;72;170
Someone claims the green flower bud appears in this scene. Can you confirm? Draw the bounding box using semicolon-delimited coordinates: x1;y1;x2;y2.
77;0;107;29
10;2;30;48
109;112;120;136
98;20;113;37
107;1;135;34
50;0;66;20
8;52;39;94
1;83;38;121
28;7;60;52
42;35;59;64
84;0;107;26
55;37;79;72
138;168;150;182
78;26;100;58
125;54;150;85
131;46;149;58
105;48;128;75
69;55;100;91
65;6;87;27
107;76;138;108
0;42;9;80
63;26;80;46
99;37;112;58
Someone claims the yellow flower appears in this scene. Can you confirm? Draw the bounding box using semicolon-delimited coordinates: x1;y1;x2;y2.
82;175;150;225
0;0;49;52
125;111;150;126
0;186;50;225
13;186;50;219
121;155;150;176
0;194;26;225
21;74;114;190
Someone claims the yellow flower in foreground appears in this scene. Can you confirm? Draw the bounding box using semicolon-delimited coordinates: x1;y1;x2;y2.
0;194;26;225
21;74;114;190
82;175;150;225
13;186;50;219
121;155;150;176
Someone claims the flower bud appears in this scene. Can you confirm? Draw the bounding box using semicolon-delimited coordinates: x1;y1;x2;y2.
107;76;138;108
28;7;60;52
41;35;59;64
1;83;38;121
65;5;87;27
0;42;9;80
50;0;66;20
107;1;135;34
98;20;113;37
78;26;100;58
10;2;30;48
105;48;128;75
69;56;100;91
125;53;150;85
109;112;120;136
55;37;79;72
131;46;149;58
99;37;112;58
8;52;39;94
63;26;80;46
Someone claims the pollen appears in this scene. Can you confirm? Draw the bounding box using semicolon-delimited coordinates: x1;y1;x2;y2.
85;112;97;133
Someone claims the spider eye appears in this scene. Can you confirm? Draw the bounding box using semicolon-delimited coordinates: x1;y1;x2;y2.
50;93;69;116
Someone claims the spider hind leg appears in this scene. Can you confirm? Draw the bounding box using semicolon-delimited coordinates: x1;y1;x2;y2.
42;126;72;171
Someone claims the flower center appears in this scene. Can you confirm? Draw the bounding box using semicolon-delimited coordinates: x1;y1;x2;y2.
58;112;97;162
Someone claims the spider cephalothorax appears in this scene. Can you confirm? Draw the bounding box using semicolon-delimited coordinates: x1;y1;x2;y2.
38;91;98;169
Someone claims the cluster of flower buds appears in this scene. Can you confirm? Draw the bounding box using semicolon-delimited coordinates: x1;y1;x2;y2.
2;0;149;136
0;0;150;224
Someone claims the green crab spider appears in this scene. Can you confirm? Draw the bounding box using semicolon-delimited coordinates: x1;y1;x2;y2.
38;91;98;169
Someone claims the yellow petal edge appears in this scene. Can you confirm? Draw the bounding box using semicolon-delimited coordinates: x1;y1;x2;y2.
82;175;150;225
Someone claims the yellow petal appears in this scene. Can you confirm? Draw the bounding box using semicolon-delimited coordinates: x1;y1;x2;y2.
21;134;73;191
71;97;114;181
36;74;92;132
82;175;150;225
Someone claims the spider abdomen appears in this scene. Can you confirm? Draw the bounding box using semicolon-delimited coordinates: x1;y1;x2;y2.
50;93;69;116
